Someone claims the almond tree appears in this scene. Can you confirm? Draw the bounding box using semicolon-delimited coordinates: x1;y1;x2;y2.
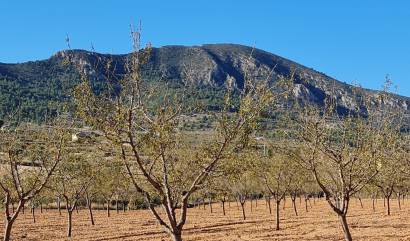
50;153;97;237
372;156;401;215
254;152;294;230
0;122;67;241
84;184;98;225
113;164;132;214
361;184;379;212
212;152;254;217
212;177;233;216
82;163;118;225
71;31;279;241
400;136;410;203
222;150;260;220
287;92;392;241
287;162;310;216
95;160;125;217
300;177;319;212
229;170;255;220
370;82;408;215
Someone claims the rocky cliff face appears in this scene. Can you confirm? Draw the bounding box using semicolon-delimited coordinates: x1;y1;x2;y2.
56;44;410;113
1;43;409;121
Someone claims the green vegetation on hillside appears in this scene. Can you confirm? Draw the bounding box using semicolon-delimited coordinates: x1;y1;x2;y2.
0;58;80;122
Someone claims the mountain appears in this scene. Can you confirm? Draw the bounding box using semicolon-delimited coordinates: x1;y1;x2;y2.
0;44;409;122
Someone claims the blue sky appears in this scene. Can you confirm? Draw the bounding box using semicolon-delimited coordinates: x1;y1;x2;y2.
1;0;409;96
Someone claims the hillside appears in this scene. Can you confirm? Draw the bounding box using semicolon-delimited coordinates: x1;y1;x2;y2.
0;44;409;122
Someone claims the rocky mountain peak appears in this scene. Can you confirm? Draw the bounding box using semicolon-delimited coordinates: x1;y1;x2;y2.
1;44;409;122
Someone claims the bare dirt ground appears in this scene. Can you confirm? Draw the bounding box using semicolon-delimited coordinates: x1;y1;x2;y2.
1;198;410;241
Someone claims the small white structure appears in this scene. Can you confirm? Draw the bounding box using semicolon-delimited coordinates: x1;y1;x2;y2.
71;130;101;142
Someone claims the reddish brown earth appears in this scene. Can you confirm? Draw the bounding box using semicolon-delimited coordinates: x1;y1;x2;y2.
1;198;410;240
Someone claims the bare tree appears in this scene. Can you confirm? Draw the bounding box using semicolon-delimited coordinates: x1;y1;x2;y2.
71;30;279;241
254;152;294;230
212;177;233;216
95;160;125;218
50;153;97;237
286;88;395;241
287;162;310;216
372;160;399;215
371;81;408;216
229;171;254;220
0;121;67;241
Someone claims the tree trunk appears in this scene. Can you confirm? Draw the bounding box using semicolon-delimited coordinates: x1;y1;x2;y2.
3;220;14;241
57;197;62;216
372;198;375;212
291;197;298;216
275;200;280;230
397;193;401;210
170;230;183;241
386;196;391;215
31;206;36;223
282;197;286;210
221;201;226;216
305;197;309;212
209;198;213;213
268;197;272;214
250;198;253;212
116;198;119;214
358;198;363;208
2;200;25;241
87;199;95;225
107;200;111;217
339;214;353;241
89;204;95;225
240;202;246;220
40;203;43;213
67;210;73;237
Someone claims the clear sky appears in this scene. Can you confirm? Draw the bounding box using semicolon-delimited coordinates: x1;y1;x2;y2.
1;0;409;96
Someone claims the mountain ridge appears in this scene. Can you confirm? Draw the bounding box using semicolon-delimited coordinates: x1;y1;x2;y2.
0;44;409;121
